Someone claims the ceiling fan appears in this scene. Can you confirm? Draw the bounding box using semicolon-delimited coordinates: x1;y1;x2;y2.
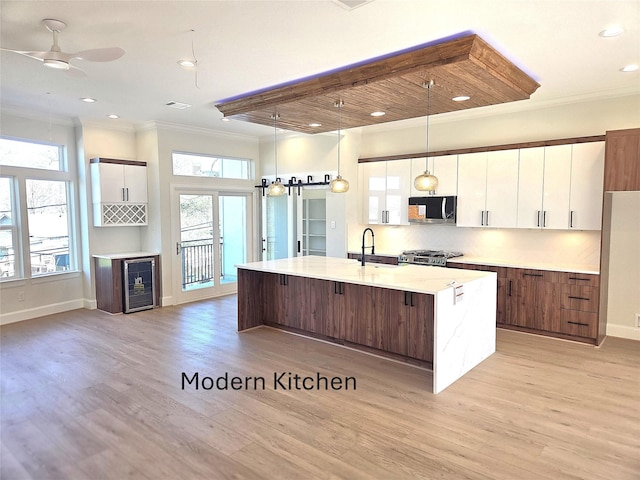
1;18;125;77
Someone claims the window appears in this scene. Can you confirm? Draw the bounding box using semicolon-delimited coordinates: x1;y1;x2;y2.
0;137;75;280
172;152;252;179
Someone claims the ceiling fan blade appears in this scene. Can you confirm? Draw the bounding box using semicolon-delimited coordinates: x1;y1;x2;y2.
1;48;49;61
73;47;125;62
66;64;86;78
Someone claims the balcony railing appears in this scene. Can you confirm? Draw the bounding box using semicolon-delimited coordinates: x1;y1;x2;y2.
180;238;223;288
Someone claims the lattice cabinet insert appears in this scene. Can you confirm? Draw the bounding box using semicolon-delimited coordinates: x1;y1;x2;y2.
91;158;148;226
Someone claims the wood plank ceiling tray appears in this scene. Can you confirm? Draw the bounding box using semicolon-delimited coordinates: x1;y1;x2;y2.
215;33;540;134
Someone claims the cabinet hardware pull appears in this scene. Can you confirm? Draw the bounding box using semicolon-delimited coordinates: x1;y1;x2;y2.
297;241;301;253
404;291;408;306
537;210;541;227
523;273;544;277
567;321;589;327
334;282;339;294
126;187;129;201
486;210;490;226
410;292;415;307
570;210;574;228
386;210;390;223
569;277;591;282
340;283;344;295
508;280;512;296
543;210;547;228
480;211;484;226
122;187;126;201
568;296;590;301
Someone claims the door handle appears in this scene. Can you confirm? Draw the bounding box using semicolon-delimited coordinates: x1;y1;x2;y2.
176;242;181;255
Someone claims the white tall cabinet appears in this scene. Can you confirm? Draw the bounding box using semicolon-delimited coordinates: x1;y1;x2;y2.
457;150;519;228
361;159;411;225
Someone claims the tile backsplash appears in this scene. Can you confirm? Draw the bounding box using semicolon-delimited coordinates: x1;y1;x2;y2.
348;225;601;268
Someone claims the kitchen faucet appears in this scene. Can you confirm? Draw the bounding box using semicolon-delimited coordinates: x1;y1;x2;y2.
361;228;375;266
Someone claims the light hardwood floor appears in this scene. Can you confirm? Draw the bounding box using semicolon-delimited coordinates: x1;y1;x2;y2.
1;295;638;479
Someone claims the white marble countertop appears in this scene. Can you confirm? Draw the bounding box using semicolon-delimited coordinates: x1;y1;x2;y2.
93;252;159;260
447;256;599;275
237;256;494;295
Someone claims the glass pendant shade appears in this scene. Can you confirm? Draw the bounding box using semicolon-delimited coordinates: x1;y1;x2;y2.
414;170;439;191
330;175;349;193
267;180;286;196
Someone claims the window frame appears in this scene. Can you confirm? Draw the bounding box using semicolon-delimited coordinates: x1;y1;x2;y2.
171;151;254;180
0;136;78;282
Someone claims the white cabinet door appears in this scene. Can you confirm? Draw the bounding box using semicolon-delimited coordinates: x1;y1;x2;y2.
385;159;411;225
457;152;487;227
485;149;519;228
361;160;411;225
517;147;545;228
124;164;148;203
542;145;572;229
92;162;125;203
362;161;387;224
569;142;605;230
432;155;458;196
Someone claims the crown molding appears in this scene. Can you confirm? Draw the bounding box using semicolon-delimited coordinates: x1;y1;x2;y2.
139;120;259;143
0;104;75;127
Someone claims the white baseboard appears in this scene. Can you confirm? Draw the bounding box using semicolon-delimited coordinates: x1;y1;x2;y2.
606;323;640;341
84;298;97;310
0;299;85;326
161;296;173;307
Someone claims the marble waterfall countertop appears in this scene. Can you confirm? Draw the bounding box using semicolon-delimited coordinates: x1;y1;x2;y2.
236;256;494;295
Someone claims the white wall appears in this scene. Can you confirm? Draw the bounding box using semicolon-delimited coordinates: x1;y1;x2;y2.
0;110;85;323
605;192;640;340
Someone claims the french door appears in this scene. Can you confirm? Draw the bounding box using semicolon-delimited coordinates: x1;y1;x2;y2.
172;188;252;304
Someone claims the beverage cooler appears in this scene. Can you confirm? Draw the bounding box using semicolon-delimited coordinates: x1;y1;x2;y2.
123;257;156;313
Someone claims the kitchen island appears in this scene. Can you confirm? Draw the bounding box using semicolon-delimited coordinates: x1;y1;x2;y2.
237;256;496;393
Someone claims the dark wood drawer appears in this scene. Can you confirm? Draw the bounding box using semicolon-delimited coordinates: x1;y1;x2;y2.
558;310;598;339
557;272;600;287
507;267;558;283
561;285;599;312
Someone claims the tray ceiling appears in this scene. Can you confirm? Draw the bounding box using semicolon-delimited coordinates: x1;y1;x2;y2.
216;34;541;134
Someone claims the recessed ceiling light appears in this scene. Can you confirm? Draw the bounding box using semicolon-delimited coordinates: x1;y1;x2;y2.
177;59;196;68
81;97;96;103
599;25;624;37
221;117;230;122
107;114;119;119
370;111;385;117
452;96;471;102
620;64;639;72
309;123;322;127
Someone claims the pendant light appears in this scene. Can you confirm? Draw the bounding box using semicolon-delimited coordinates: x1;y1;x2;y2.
330;99;350;193
267;113;286;196
414;79;439;192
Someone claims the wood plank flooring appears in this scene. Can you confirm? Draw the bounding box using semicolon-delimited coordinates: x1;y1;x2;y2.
1;295;638;479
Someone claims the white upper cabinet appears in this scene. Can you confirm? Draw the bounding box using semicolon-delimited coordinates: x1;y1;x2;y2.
485;149;519;228
517;147;545;228
457;152;487;227
410;155;458;197
361;159;411;225
457;150;518;228
569;141;605;230
91;158;148;227
542;144;572;229
91;159;148;204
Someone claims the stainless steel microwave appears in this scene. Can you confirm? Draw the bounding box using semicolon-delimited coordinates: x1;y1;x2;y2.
408;196;457;224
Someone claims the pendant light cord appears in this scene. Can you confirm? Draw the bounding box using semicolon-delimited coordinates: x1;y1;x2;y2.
424;80;434;172
337;100;342;176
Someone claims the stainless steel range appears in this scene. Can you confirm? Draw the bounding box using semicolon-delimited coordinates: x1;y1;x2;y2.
398;249;463;267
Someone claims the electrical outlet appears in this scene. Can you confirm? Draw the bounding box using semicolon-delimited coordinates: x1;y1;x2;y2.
18;291;25;302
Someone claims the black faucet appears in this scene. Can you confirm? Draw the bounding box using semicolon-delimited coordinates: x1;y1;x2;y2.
361;228;375;266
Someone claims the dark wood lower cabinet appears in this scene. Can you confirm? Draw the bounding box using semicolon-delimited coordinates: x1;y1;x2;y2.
449;261;600;344
238;270;435;364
